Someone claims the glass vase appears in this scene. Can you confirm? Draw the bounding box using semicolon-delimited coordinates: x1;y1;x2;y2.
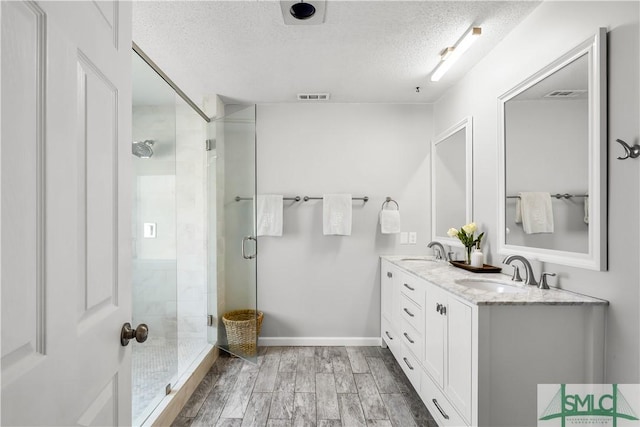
465;246;472;265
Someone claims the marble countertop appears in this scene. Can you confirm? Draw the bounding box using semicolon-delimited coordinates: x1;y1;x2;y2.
381;255;609;306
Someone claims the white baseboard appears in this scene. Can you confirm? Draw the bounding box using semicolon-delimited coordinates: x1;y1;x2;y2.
258;337;382;347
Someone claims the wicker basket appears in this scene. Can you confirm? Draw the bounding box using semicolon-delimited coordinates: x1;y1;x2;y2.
222;310;264;356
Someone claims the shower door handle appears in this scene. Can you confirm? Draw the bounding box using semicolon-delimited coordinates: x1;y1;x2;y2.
242;236;257;260
121;322;149;346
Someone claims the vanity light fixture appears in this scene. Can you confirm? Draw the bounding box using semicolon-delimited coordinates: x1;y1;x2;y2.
430;27;482;82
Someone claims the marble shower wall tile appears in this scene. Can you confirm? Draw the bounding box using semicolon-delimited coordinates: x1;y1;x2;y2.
133;105;208;351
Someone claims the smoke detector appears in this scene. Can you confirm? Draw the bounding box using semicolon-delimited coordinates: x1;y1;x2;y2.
544;90;587;99
297;93;330;101
280;0;326;25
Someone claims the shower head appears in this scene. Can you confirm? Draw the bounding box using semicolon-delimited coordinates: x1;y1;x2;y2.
132;140;154;158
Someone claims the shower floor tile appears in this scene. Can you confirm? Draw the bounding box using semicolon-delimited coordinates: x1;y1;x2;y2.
133;336;209;424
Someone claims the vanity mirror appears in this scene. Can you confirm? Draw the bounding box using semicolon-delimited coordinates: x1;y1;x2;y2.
498;28;607;270
431;117;473;246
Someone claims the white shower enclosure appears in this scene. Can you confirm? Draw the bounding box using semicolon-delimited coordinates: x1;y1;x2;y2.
132;52;260;424
131;51;210;424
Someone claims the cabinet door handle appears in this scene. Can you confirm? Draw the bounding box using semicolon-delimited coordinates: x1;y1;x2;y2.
436;303;442;313
403;357;414;370
432;399;450;420
403;332;415;344
403;308;415;317
387;272;393;278
403;283;415;291
385;331;393;340
441;306;447;316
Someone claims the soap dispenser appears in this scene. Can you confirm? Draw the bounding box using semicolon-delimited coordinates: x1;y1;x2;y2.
471;241;484;268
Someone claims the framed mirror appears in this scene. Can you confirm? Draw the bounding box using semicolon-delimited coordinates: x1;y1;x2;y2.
498;28;607;270
431;117;473;246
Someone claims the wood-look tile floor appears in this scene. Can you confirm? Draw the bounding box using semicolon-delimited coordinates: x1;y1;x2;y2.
171;346;437;427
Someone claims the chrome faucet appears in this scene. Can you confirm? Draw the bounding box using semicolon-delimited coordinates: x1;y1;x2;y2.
503;255;538;286
427;241;448;261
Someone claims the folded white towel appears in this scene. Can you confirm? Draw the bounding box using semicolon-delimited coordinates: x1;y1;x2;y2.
380;210;401;234
515;198;522;224
256;195;283;237
584;197;589;224
323;194;352;236
519;192;554;234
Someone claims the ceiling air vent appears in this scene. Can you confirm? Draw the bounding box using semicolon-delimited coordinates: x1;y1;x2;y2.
297;93;330;101
544;90;587;99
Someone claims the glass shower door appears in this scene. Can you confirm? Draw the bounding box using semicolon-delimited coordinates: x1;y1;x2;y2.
131;53;178;425
215;105;258;363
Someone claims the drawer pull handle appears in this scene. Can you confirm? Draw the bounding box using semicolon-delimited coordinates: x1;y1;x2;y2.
385;331;393;340
403;357;414;370
387;272;393;278
432;399;450;420
403;332;415;344
403;308;415;317
403;283;415;291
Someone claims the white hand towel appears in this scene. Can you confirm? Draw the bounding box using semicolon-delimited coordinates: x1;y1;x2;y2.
380;210;401;234
323;194;352;236
515;198;522;224
256;195;283;237
519;192;554;234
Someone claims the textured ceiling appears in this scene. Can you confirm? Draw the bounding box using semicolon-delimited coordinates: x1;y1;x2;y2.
132;1;540;108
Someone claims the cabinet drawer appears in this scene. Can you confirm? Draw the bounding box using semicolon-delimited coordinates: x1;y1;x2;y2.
400;319;423;360
399;272;422;304
381;316;400;356
400;293;423;333
421;370;468;427
398;345;421;393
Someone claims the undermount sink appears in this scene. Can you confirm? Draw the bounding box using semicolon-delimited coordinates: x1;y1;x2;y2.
400;257;437;262
455;278;527;294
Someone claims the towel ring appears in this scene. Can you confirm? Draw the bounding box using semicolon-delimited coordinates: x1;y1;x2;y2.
382;197;399;210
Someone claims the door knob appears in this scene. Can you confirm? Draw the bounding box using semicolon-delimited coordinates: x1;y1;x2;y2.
121;322;149;346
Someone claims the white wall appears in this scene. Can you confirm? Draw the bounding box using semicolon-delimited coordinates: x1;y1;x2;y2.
256;103;432;341
433;1;639;382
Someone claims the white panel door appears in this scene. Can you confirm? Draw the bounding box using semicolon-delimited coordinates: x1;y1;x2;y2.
1;1;133;425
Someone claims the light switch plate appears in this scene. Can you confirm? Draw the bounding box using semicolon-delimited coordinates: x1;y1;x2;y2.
144;222;157;238
400;232;408;244
409;232;417;244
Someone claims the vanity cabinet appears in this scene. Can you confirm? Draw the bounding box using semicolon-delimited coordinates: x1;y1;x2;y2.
379;257;606;427
381;260;473;425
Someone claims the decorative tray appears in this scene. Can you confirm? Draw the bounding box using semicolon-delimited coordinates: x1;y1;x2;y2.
449;261;502;273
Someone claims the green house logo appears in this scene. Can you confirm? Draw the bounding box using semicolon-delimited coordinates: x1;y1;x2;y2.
539;384;639;426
